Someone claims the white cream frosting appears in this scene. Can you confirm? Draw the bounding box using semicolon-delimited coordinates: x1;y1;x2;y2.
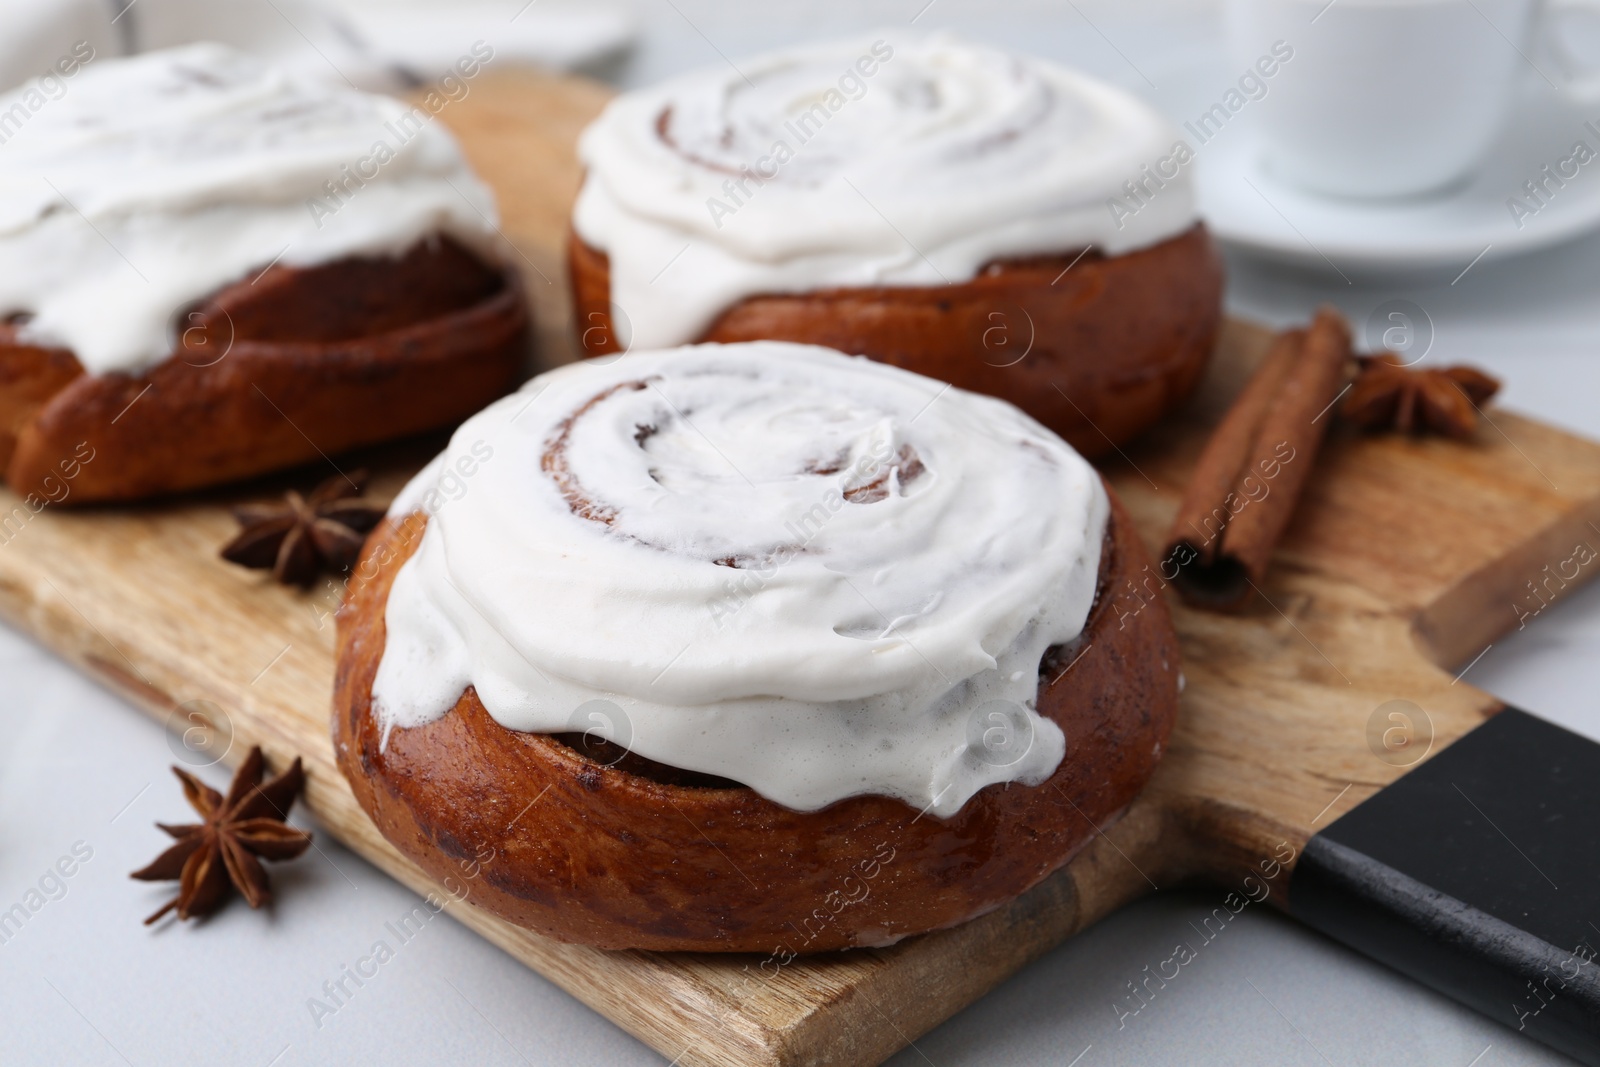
0;42;500;375
573;33;1197;351
372;341;1109;817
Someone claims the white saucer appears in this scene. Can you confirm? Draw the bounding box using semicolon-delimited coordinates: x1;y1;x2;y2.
1153;64;1600;274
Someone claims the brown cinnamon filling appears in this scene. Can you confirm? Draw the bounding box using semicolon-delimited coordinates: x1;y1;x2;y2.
842;444;924;503
551;733;746;790
540;379;651;527
540;383;928;565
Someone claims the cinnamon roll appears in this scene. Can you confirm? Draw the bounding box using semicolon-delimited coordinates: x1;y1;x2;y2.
334;341;1179;952
0;44;528;503
567;34;1222;458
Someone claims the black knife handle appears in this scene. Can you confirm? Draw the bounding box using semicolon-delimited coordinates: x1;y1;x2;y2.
1290;709;1600;1064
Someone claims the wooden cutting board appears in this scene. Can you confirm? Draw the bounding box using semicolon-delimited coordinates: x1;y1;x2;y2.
3;69;1600;1067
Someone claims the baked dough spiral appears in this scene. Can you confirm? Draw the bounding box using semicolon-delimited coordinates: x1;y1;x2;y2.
573;33;1196;350
372;342;1108;816
0;43;498;374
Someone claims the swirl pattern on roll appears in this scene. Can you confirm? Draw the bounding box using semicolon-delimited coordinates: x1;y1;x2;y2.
373;342;1108;816
574;33;1195;350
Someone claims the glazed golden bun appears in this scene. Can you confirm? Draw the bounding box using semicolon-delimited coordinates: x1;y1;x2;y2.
1;238;529;504
332;486;1179;953
569;224;1223;459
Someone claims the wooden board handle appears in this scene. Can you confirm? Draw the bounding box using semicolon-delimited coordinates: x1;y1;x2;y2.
1289;709;1600;1063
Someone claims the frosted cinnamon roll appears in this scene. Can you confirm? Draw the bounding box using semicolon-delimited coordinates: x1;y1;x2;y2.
568;34;1222;458
334;341;1180;952
0;43;527;503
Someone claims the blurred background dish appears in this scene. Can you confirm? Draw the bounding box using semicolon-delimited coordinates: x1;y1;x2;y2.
1158;54;1600;272
0;0;637;92
325;0;636;80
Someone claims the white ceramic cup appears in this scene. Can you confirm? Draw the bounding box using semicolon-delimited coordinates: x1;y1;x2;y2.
1226;0;1600;198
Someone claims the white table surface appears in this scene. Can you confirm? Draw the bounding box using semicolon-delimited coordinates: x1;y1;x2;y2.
3;2;1598;1064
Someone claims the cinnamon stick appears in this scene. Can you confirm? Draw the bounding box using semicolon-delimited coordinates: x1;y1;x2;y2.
1165;307;1352;610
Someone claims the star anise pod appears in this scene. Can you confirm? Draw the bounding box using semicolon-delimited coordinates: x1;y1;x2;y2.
130;746;313;924
1342;353;1501;439
220;470;384;587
